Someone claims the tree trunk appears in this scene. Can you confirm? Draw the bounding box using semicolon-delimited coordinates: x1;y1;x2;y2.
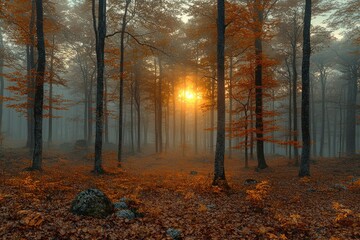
134;59;141;153
254;2;267;170
292;43;299;164
299;0;312;177
31;0;46;171
228;56;233;158
311;79;317;156
285;58;292;159
0;21;4;134
104;76;109;144
48;35;55;147
92;0;106;174
158;57;163;153
117;0;131;163
154;58;158;153
130;81;134;154
319;69;326;157
213;0;227;186
27;0;36;149
345;69;358;155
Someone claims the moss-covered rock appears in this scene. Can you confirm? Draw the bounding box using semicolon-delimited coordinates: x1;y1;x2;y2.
70;189;114;218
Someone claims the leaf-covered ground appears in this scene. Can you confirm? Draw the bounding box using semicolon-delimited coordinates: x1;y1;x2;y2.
0;148;359;239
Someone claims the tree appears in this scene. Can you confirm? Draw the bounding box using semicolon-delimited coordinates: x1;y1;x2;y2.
299;0;311;177
92;0;107;174
118;0;131;164
213;0;227;187
0;20;4;134
31;0;46;170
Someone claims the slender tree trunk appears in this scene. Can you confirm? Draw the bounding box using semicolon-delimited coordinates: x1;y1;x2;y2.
339;102;343;156
92;0;106;173
213;0;227;186
154;58;159;153
31;0;46;170
345;69;357;155
194;54;199;154
211;71;215;152
172;77;176;149
87;83;93;144
244;110;249;168
228;56;233;158
0;21;4;135
130;82;134;154
48;35;55;146
254;3;267;170
319;70;326;157
104;76;109;144
158;57;163;153
285;58;292;160
118;0;131;163
311;80;316;156
292;43;299;164
250;97;254;160
299;0;312;177
27;0;36;149
134;60;141;153
326;105;331;157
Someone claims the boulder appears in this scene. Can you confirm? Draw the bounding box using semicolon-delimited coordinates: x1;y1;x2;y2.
116;209;136;220
70;189;114;218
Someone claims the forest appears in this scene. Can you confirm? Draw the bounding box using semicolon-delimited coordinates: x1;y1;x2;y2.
0;0;359;239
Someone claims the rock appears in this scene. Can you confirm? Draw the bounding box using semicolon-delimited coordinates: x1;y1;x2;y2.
116;209;136;220
114;201;128;210
166;228;182;240
206;204;216;210
244;179;258;185
334;184;347;191
70;189;114;218
307;188;316;193
190;171;198;175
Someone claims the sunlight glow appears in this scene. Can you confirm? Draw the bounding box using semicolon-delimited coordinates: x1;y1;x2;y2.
178;89;201;104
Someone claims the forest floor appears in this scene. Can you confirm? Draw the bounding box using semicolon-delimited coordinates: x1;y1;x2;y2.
0;147;359;240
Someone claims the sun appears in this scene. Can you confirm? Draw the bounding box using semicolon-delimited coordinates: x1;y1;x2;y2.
178;89;200;104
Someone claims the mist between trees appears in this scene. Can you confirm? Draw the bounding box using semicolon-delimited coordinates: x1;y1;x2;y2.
0;0;358;175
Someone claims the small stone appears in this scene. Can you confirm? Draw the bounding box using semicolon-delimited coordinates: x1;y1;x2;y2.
244;179;258;185
190;171;198;175
206;204;216;209
166;228;182;240
116;209;136;220
114;201;128;209
307;188;316;192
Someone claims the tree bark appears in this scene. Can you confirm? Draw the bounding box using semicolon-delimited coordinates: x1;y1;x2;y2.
0;21;4;135
292;42;299;163
48;35;55;146
31;0;46;170
299;0;312;177
345;68;358;155
26;0;36;149
118;0;131;163
92;0;107;174
254;1;268;170
213;0;227;186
